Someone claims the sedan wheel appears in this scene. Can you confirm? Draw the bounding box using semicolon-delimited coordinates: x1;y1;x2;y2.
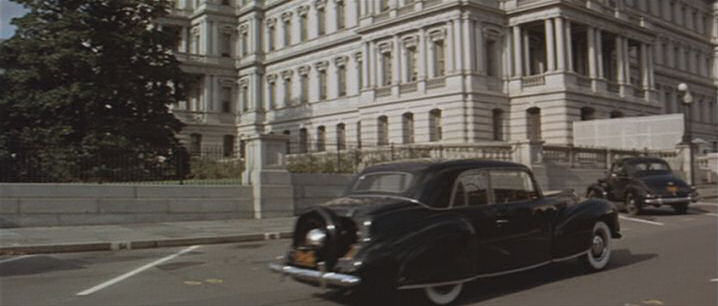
581;221;611;272
625;193;641;216
424;283;463;305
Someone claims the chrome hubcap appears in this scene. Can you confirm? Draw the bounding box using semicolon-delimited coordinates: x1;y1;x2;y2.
591;235;605;258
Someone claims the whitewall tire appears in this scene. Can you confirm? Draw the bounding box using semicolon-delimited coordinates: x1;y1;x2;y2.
583;221;611;271
424;283;463;305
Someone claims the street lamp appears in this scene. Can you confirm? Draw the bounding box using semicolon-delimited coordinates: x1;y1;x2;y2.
676;82;694;185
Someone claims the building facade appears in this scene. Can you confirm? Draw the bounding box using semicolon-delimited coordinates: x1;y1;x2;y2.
161;0;718;156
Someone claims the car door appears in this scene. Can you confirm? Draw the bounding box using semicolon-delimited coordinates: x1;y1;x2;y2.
608;162;630;200
489;169;553;270
449;169;506;274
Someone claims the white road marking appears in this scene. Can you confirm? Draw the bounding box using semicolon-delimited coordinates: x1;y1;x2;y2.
703;213;718;217
710;278;718;283
0;255;35;264
76;245;200;296
619;216;664;226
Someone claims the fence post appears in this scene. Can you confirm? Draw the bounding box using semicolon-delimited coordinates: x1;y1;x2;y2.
336;142;341;172
177;149;184;185
391;143;395;160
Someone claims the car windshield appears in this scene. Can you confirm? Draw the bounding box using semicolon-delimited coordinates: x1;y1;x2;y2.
349;171;414;195
626;161;671;176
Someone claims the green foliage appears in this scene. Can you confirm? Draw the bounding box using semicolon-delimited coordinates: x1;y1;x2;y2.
287;151;360;174
188;157;244;181
0;0;191;182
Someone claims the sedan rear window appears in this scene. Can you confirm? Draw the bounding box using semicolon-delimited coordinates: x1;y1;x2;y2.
351;172;414;194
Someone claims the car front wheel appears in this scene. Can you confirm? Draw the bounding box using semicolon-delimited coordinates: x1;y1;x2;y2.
625;193;642;216
424;283;463;305
581;221;612;272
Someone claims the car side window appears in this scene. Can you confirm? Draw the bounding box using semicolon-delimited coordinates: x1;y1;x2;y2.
611;163;625;176
451;170;489;207
489;170;537;203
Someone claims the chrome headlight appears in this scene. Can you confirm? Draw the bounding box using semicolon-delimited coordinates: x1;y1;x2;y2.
305;228;327;247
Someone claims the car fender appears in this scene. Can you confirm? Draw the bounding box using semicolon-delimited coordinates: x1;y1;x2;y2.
586;184;608;198
365;215;477;287
552;199;620;258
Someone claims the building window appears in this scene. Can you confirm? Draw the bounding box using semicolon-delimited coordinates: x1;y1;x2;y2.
241;31;248;56
299;128;308;153
336;1;345;30
319;70;327;100
492;109;504;141
406;46;417;82
190;133;202;155
356;121;362;148
526;107;541;141
429;109;442;142
284;19;291;46
338;65;346;97
221;87;232;113
300;14;307;41
402;112;414;144
318;7;326;35
268;81;276;109
382;51;392;86
357;58;363;89
580;107;595;121
336;123;346;150
192;33;200;54
300;74;309;103
377;116;389;146
268;26;275;51
284;77;292;105
433;40;445;77
223;135;235;157
220;32;232;57
317;126;326;152
283;130;291;154
609;110;624;118
486;39;498;77
241;85;249;112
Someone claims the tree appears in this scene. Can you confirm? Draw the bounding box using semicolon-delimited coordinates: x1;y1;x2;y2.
0;0;190;182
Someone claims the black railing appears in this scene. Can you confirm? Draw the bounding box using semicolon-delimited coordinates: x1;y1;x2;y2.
0;145;244;185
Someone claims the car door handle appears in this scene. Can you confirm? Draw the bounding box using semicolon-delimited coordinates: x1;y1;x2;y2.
496;219;510;225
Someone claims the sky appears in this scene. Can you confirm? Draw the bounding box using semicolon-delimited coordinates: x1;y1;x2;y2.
0;0;27;39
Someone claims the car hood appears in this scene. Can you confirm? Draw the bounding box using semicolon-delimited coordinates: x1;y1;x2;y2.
638;174;688;189
319;195;417;219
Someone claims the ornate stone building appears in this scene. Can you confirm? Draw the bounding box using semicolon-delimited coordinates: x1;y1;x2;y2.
162;0;718;156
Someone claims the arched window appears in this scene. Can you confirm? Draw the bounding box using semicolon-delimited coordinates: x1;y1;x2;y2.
283;130;291;154
299;128;308;153
402;112;414;144
317;126;326;152
223;135;235;157
429;109;442;142
609;110;624;118
190;133;202;155
580;107;596;121
336;123;346;150
377;116;389;146
526;107;541;141
492;108;504;141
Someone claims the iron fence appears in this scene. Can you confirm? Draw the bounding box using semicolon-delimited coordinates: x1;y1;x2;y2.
0;145;244;185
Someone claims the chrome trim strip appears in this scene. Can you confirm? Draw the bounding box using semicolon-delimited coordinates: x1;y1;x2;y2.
268;263;361;288
398;249;590;290
644;197;691;204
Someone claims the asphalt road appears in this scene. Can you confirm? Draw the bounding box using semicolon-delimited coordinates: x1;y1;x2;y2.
1;203;716;306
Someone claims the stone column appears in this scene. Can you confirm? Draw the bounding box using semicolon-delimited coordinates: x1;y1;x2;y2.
327;0;337;33
369;41;377;87
427;35;435;78
523;28;531;74
446;20;455;72
596;29;604;79
588;27;597;78
647;44;655;89
565;20;573;72
201;21;211;55
554;17;566;71
545;19;555;72
204;75;213;111
463;17;476;73
363;42;371;88
616;36;625;84
504;27;513;78
454;18;465;73
476;21;486;74
418;28;427;81
243;134;294;219
392;36;401;87
641;43;649;89
513;26;523;77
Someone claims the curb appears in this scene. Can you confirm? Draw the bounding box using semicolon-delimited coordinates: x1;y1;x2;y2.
0;231;293;255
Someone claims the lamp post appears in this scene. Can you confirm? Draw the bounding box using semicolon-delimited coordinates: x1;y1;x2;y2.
677;83;694;185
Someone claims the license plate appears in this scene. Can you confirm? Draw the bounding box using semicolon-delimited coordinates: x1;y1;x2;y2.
666;186;678;194
293;250;316;268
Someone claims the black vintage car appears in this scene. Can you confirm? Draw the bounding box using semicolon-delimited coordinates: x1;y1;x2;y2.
270;159;621;305
586;157;699;215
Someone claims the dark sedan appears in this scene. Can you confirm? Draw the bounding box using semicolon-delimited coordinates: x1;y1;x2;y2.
270;159;621;305
586;157;699;215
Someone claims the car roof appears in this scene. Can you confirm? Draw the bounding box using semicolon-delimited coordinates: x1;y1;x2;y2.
362;159;528;174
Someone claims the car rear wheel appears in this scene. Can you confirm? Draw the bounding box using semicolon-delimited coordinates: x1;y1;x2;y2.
673;203;688;214
581;221;612;272
423;283;463;305
625;193;641;216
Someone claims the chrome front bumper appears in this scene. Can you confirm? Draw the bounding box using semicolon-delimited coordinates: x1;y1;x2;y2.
269;263;361;288
644;196;693;204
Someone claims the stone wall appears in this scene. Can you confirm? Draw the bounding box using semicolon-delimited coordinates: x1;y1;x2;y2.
291;173;354;215
0;184;253;228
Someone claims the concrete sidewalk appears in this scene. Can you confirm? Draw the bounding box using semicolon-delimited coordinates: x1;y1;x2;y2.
0;217;296;255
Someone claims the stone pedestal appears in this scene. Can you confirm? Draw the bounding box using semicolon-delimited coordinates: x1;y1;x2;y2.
512;140;544;168
675;143;693;185
243;134;294;219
